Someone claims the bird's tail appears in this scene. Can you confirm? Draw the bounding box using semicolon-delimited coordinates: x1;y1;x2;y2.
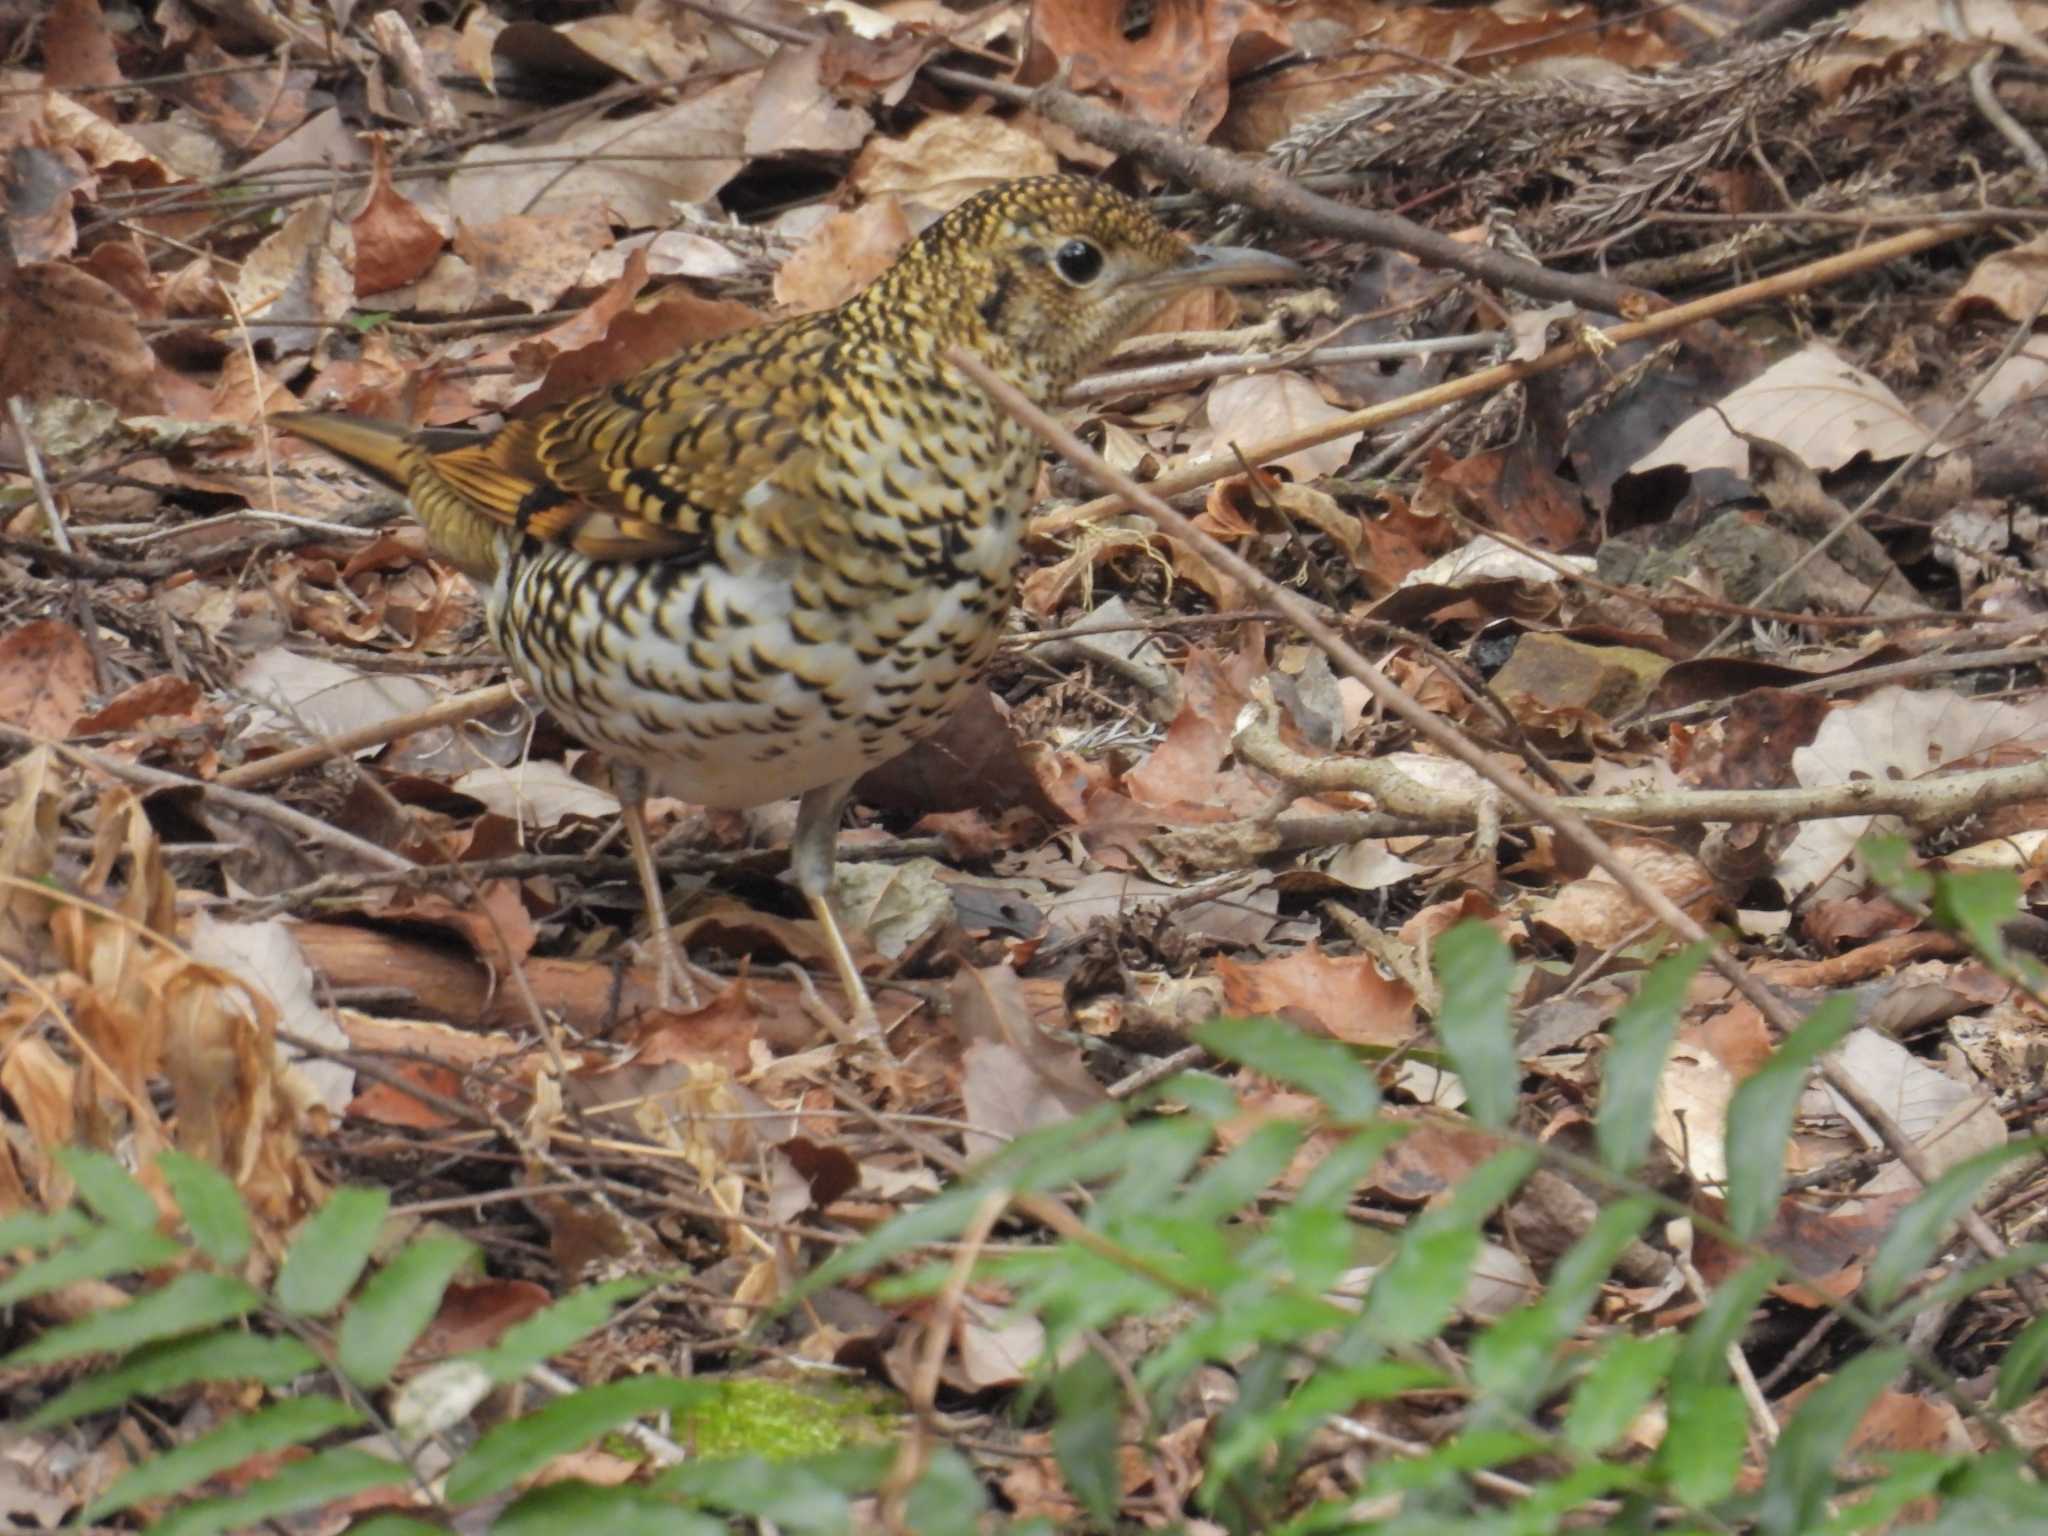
273;411;413;491
274;410;507;580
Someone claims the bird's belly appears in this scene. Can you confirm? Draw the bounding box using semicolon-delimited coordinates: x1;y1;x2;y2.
488;544;1010;809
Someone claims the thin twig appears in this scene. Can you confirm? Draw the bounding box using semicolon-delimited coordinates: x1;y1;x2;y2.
5;397;110;695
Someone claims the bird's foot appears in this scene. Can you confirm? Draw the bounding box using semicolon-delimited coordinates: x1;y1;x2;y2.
651;940;721;1014
797;891;896;1057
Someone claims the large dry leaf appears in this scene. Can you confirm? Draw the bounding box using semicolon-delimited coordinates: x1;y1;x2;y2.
0;261;163;412
745;40;872;157
229;196;355;357
1214;944;1416;1045
1823;1027;2004;1191
448;77;754;227
235;646;437;747
1532;842;1719;950
453;208;614;316
1779;685;2048;901
0;620;97;739
1632;343;1937;478
1203;372;1362;480
1941;234;2048;326
1031;0;1291;137
851;114;1060;212
955;965;1108;1141
350;139;446;296
773;198;913;312
453;763;619;829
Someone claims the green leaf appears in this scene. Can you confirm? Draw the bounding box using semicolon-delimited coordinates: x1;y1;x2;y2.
0;1207;90;1254
0;1223;184;1307
1885;1451;2048;1531
1359;1148;1538;1348
27;1330;318;1428
1196;1015;1381;1122
446;1376;716;1504
2;1270;261;1366
1996;1306;2048;1411
86;1395;364;1519
1598;943;1712;1174
1930;867;2020;966
1217;1360;1446;1483
1361;1426;1546;1497
1725;996;1856;1240
1868;1141;2044;1309
1051;1352;1120;1523
56;1145;158;1230
1818;1452;1969;1534
901;1446;988;1536
1177;1120;1304;1226
1145;1069;1239;1118
1089;1117;1219;1229
1757;1347;1906;1536
656;1446;889;1533
158;1150;251;1267
276;1186;389;1317
1433;923;1520;1129
1673;1258;1779;1388
796;1111;1130;1296
1906;1244;2048;1316
1564;1332;1679;1454
338;1235;476;1387
1659;1378;1748;1507
337;1519;450;1536
143;1447;402;1536
468;1274;666;1385
1860;836;1931;904
494;1481;726;1536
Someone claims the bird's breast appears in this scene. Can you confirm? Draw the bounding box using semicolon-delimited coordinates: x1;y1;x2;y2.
486;491;1023;811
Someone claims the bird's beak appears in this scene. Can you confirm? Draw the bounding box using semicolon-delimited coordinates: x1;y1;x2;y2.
1138;243;1308;293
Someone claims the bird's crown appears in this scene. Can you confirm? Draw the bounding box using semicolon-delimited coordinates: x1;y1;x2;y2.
845;176;1202;395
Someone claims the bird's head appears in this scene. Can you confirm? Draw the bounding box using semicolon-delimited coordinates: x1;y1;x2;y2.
857;176;1303;397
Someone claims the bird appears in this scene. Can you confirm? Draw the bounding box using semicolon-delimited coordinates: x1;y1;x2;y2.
275;176;1302;1045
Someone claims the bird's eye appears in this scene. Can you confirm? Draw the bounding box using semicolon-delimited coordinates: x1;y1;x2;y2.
1053;239;1104;285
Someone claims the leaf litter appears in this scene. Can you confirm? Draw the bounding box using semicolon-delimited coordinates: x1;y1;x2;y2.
3;0;2048;1523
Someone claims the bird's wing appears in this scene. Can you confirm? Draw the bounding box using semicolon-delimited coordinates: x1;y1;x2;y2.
420;316;836;564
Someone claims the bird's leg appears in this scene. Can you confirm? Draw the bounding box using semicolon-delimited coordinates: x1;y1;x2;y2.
791;778;887;1048
614;761;699;1012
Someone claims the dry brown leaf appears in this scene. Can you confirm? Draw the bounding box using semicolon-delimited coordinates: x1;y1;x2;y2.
449;76;753;227
850;114;1060;212
0;748;62;971
1030;0;1292;137
1633;344;1936;478
454;208;615;316
746;40;873;158
499;260;763;416
42;0;124;105
230;196;355;357
350;137;446;296
1533;841;1720;950
0;261;163;413
1214;943;1417;1045
1202;372;1361;479
774;198;914;312
0;620;97;738
1941;233;2048;326
1;143;89;264
955;964;1107;1140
